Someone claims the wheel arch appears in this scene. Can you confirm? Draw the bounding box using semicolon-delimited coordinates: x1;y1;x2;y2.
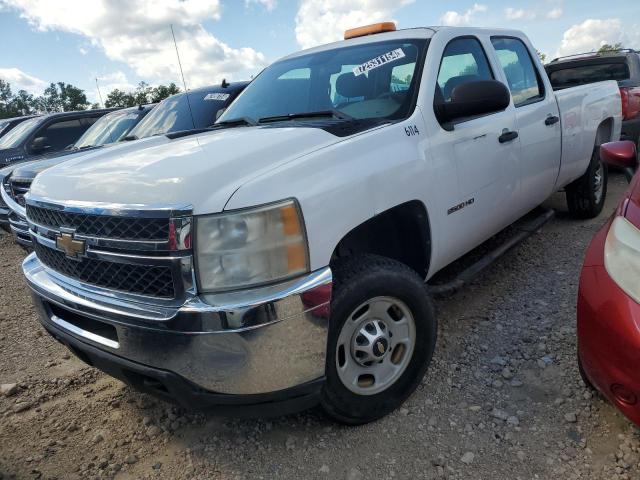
329;200;432;278
595;117;615;147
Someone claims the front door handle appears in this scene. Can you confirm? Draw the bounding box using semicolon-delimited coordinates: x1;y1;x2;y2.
545;115;560;126
498;130;519;143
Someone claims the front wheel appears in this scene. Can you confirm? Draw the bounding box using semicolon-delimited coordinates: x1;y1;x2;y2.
321;255;437;424
565;147;608;219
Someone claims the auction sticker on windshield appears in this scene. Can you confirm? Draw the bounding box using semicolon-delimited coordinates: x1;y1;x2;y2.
353;48;406;77
204;93;231;101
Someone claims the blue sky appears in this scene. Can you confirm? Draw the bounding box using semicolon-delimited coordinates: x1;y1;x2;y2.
0;0;638;104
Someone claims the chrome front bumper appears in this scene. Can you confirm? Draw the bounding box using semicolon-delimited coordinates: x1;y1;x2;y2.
23;253;332;396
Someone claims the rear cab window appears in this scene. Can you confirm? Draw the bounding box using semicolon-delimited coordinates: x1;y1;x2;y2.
491;37;545;106
546;60;630;89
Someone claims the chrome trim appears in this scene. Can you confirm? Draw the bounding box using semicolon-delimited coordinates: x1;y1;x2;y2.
1;179;26;219
25;253;332;394
26;195;193;218
25;197;195;300
51;314;119;349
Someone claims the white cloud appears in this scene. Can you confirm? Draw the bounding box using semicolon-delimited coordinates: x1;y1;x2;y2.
555;18;631;57
504;7;536;20
440;3;487;27
0;67;46;93
547;7;563;19
295;0;414;50
0;0;267;87
245;0;277;11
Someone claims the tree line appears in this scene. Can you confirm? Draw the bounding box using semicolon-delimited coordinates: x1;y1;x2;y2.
0;79;181;119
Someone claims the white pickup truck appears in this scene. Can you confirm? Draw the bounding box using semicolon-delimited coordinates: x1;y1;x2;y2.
22;25;621;424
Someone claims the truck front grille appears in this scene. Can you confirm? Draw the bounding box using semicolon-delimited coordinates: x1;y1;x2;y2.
27;205;169;241
9;178;31;207
33;242;175;298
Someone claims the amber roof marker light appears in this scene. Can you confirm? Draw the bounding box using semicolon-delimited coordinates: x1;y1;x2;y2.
344;22;397;40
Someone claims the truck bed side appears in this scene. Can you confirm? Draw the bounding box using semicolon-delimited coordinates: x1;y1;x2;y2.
554;80;622;189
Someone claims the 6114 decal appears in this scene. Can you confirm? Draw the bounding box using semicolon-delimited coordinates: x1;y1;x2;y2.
405;125;420;136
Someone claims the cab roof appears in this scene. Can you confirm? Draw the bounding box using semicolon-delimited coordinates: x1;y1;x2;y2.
281;25;528;62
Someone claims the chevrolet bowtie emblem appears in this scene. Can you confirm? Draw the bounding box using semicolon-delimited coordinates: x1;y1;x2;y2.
56;232;86;259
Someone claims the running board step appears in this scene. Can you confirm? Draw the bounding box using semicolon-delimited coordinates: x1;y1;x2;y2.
426;208;555;298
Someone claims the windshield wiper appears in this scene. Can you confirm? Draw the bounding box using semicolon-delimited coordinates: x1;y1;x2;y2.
213;117;257;128
122;134;138;141
258;109;354;124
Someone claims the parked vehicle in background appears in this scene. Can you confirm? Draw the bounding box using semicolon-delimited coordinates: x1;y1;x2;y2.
0;115;40;140
122;81;249;141
22;25;621;424
0;108;117;166
546;50;640;152
577;140;640;426
0;104;155;245
2;81;248;247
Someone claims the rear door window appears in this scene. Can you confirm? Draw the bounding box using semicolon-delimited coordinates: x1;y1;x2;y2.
491;37;545;106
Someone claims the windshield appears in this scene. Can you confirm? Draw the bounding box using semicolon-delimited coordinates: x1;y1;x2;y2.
220;39;426;125
0;117;40;149
74;111;141;148
128;91;230;139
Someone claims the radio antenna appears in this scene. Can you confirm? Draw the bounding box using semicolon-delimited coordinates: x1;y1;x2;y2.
95;77;104;108
170;24;195;129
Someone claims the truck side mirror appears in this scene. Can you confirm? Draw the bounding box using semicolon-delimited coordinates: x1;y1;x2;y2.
600;141;637;182
435;79;511;126
30;136;50;153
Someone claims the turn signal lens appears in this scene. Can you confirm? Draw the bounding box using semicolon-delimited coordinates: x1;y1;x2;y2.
605;216;640;303
344;22;396;40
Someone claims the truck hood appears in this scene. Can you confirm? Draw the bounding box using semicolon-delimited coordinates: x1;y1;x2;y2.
10;149;99;180
11;140;156;181
30;126;340;214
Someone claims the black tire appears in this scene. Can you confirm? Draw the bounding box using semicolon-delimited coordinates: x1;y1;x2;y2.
321;254;437;425
565;147;608;219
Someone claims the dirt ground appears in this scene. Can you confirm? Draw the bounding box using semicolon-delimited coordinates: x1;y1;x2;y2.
1;173;640;480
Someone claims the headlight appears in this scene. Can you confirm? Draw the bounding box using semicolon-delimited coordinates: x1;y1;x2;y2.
605;216;640;303
195;199;309;292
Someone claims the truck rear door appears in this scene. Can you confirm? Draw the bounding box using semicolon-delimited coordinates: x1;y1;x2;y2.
490;36;561;211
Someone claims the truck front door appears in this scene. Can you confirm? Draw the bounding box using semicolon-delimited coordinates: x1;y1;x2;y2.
425;35;521;270
490;36;561;212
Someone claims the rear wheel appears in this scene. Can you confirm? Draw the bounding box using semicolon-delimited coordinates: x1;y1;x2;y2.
566;147;608;219
321;255;437;424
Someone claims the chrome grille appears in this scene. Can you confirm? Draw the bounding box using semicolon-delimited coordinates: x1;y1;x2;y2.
27;205;169;241
33;242;175;298
9;178;31;207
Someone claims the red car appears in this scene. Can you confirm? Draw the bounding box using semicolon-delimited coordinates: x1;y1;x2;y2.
578;140;640;425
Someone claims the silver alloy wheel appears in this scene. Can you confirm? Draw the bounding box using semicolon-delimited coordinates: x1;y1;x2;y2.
335;296;416;396
594;161;604;203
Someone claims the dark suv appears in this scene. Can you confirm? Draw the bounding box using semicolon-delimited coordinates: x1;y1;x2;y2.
0;108;117;166
545;49;640;150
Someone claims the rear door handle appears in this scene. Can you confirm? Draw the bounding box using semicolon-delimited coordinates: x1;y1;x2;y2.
545;115;560;126
498;130;519;143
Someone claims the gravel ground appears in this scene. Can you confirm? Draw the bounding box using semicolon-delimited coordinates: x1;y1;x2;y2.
2;173;640;480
